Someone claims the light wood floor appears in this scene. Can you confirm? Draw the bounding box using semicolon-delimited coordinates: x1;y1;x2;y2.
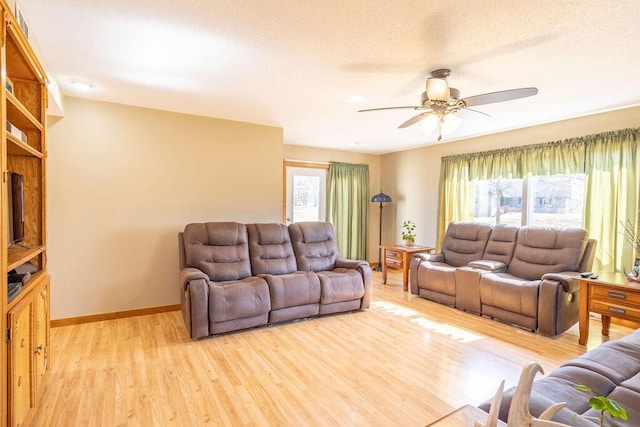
29;271;634;426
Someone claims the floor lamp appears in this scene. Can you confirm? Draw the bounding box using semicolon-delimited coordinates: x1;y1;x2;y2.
371;192;392;271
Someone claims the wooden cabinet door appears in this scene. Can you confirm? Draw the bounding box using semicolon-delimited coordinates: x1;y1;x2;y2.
8;300;33;427
32;280;49;397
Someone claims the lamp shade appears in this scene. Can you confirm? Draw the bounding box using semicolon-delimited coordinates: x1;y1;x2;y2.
426;78;450;102
371;192;392;203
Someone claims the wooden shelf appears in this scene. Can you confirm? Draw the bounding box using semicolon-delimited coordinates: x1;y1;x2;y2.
5;270;46;311
6;92;44;131
6;133;43;157
5;21;45;83
7;245;44;272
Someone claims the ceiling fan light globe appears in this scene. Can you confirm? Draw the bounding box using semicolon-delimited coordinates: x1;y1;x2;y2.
419;114;439;135
442;113;462;134
426;78;450;102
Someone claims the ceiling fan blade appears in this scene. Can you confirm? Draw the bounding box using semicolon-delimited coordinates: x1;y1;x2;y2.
398;111;433;128
359;106;419;112
462;87;538;107
462;107;492;117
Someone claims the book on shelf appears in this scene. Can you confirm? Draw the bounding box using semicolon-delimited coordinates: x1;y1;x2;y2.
6;121;28;143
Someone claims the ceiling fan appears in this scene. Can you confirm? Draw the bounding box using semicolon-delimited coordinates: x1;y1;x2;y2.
359;68;538;141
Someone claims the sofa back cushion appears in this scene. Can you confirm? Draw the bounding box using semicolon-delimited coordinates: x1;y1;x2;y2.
247;223;297;275
288;222;338;272
508;226;588;281
442;222;493;267
482;224;518;265
183;222;252;281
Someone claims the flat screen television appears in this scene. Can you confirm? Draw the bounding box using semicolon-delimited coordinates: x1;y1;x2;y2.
7;171;24;245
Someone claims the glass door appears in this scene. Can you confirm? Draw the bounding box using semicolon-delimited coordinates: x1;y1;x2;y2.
284;162;328;224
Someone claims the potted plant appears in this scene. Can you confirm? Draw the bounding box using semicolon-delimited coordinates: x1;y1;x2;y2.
401;220;416;246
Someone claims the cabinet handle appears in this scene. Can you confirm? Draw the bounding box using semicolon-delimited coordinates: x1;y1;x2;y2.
608;307;626;315
35;344;43;355
608;291;627;299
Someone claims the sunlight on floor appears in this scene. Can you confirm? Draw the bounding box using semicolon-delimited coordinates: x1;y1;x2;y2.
371;301;483;343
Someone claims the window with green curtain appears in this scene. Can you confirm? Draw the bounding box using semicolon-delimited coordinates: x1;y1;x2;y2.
437;128;640;273
327;162;369;260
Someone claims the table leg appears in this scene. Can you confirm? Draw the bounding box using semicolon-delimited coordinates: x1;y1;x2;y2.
402;253;409;291
382;249;388;284
578;281;589;345
601;315;611;336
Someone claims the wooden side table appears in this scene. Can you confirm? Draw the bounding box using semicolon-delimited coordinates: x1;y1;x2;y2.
425;404;505;427
380;244;434;291
578;272;640;345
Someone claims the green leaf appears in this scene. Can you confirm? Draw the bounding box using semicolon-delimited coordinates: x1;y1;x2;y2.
588;396;606;411
607;400;628;420
575;384;592;393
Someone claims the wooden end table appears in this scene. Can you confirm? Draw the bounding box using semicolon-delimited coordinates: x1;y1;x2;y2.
380;244;434;291
425;404;505;427
578;272;640;345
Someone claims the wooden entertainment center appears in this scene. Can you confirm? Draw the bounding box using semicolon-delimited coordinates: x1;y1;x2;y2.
0;1;50;425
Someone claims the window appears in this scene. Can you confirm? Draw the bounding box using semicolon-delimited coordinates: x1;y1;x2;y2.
473;174;585;227
293;175;321;221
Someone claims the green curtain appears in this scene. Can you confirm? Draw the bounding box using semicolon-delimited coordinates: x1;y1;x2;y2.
437;155;473;249
583;129;639;272
437;128;640;272
327;162;369;260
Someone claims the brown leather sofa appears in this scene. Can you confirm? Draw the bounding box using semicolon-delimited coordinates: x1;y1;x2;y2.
178;221;372;339
479;329;640;426
409;222;596;336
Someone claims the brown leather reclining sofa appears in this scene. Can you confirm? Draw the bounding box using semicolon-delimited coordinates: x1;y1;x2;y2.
178;221;372;339
409;222;596;336
479;328;640;426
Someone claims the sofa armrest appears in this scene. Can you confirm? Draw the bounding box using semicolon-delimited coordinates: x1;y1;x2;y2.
336;257;368;270
541;271;580;293
468;260;507;273
336;258;372;309
415;252;444;263
180;267;209;292
538;272;581;336
180;277;209;339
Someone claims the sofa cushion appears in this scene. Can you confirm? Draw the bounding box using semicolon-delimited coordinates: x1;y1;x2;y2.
621;372;640;394
564;338;640;385
247;223;297;275
289;222;339;272
260;271;321;310
479;273;539;318
317;268;365;304
507;226;587;281
184;222;252;281
208;276;270;322
416;262;456;296
482;224;518;265
441;222;493;267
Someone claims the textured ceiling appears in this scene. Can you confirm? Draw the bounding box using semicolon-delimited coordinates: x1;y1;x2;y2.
19;0;640;154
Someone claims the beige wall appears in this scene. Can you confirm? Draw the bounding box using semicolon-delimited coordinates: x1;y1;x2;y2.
283;145;382;263
47;97;283;320
381;106;640;247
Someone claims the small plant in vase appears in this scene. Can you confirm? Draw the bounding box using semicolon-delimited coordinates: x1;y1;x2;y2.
401;220;416;246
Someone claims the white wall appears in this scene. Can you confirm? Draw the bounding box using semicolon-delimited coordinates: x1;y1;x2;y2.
380;106;640;247
47;97;283;319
